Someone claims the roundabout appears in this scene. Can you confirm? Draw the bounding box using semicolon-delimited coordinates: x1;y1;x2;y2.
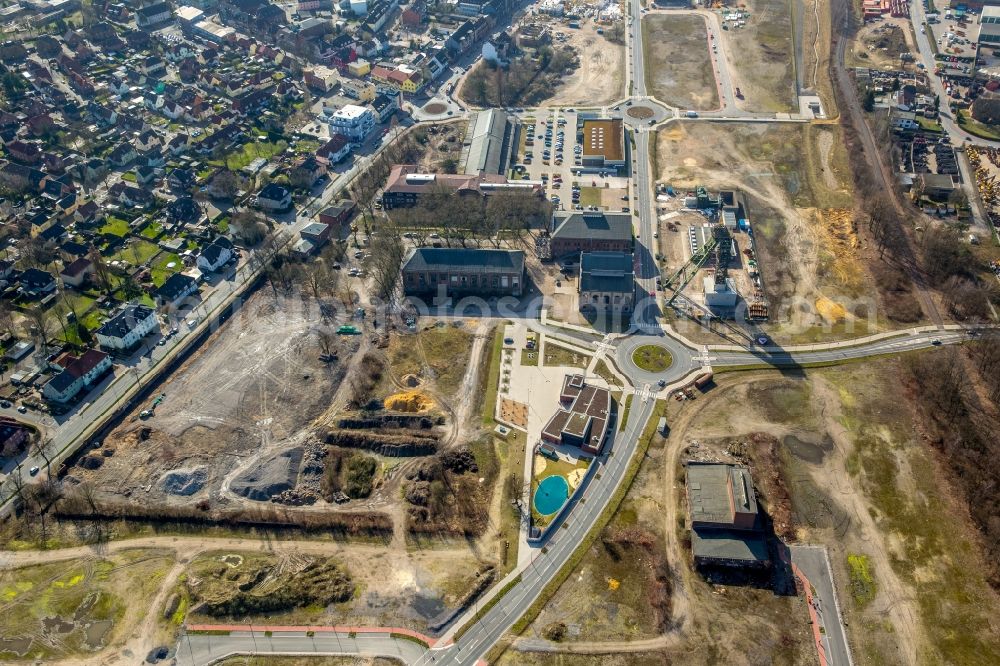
615;332;698;387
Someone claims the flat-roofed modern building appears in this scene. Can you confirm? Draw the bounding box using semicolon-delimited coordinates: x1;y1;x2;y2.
401;247;526;297
580;118;625;169
541;374;612;455
686;462;770;569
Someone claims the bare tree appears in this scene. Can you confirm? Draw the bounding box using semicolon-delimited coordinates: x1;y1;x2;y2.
367;223;406;306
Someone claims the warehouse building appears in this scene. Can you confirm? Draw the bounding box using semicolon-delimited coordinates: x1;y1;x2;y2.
546;210;634;259
463;109;516;175
686;462;770;569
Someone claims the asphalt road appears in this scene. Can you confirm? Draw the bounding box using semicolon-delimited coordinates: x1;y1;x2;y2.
791;545;853;666
175;630;427;666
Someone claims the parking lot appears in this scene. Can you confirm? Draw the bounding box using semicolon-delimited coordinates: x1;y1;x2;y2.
512;109;631;213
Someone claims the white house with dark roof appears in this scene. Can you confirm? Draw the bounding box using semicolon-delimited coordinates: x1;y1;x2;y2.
96;303;159;351
196;237;234;272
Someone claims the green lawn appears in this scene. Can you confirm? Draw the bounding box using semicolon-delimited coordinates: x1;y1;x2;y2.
140;222;164;239
99;216;131;237
957;110;1000;141
213;140;289;171
150;252;183;286
631;345;672;372
542;342;590;368
111;240;160;267
578;187;603;208
121;172;137;183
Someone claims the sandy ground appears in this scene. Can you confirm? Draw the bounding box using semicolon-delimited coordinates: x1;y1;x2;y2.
542;22;625;107
717;0;797;113
72;290;352;507
643;14;719;110
654;121;874;341
846;19;918;71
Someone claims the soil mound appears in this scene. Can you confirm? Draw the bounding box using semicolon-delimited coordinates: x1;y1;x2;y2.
384;390;433;412
161;466;208;496
230;447;304;501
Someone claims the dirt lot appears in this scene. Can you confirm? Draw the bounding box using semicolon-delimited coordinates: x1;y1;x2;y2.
502;393;815;663
413;121;467;173
643;14;719;110
653;121;885;342
69;290;353;508
542;21;625;107
719;0;796;112
846;20;916;71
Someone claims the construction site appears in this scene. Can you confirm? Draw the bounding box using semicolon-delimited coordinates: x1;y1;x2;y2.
655;186;771;335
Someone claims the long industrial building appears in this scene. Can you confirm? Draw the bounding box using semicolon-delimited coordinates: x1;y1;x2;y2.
462;109;516;175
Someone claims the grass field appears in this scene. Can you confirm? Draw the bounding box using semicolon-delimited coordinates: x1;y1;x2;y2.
542;342;590;368
0;550;173;661
387;322;475;398
578;187;603;208
214;139;289;171
150;251;183;286
99;216;131;237
111;239;160;267
631;345;672;372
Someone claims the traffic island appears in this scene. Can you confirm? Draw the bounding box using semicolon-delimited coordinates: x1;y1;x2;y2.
631;344;673;373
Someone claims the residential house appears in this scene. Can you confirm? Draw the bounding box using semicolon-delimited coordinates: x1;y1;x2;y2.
255;183;292;212
154;272;199;309
136;2;171;28
371;92;399;122
42;349;113;403
19;268;57;297
316;134;351;165
6;140;42;165
196;236;234;272
341;78;376;102
95;303;159;351
328;104;375;144
59;257;94;288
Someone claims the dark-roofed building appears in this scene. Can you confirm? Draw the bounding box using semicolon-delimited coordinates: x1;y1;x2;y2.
541;374;611;455
60;257;94;287
196;237;234;272
43;348;113;403
579;251;634;313
686;462;769;569
96;303;159;351
402;247;525;297
136;2;171;27
318;200;355;227
154;272;199;309
20;268;57;297
548;211;633;259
